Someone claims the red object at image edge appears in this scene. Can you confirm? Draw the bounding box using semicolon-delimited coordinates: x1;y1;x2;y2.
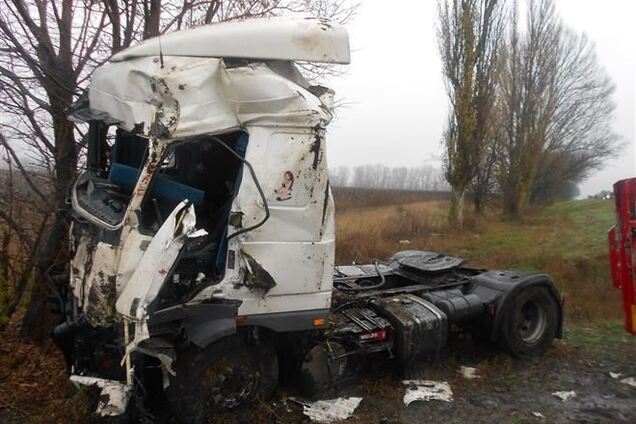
608;177;636;335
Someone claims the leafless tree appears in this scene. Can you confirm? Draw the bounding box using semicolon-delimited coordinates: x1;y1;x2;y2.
347;164;447;191
437;0;507;228
0;0;357;335
329;165;351;187
496;0;617;215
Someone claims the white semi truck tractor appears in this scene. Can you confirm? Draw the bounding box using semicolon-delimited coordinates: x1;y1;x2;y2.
50;17;563;422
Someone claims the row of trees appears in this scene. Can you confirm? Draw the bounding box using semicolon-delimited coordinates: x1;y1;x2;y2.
330;164;449;191
438;0;618;227
0;0;357;334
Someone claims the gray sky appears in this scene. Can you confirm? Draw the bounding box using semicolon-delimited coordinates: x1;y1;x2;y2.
326;0;635;196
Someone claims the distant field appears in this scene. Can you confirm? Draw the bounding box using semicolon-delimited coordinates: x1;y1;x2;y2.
335;195;621;323
332;186;451;210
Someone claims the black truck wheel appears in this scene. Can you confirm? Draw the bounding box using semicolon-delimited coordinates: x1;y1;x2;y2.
166;335;278;423
500;286;559;358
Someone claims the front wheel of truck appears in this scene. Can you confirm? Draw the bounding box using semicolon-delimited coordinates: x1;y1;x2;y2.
500;286;559;358
166;335;279;424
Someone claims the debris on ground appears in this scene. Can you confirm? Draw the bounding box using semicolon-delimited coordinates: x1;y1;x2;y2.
609;372;622;379
69;375;131;416
551;391;576;402
620;377;636;388
458;366;480;379
398;240;411;245
403;380;453;405
532;411;545;419
291;397;363;423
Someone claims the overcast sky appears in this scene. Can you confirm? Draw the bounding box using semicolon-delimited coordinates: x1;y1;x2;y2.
326;0;635;196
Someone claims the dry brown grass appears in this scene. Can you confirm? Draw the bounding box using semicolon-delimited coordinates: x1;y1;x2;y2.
336;201;449;264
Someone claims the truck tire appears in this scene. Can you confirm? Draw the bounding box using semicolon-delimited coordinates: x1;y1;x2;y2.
500;286;559;358
166;335;278;424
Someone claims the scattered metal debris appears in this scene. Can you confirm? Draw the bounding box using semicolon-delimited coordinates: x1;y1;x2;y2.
403;380;453;405
552;391;576;401
291;397;362;423
458;366;480;379
609;372;622;379
620;377;636;388
70;375;131;416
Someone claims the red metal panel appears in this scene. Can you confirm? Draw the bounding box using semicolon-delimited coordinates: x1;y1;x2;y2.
609;178;636;334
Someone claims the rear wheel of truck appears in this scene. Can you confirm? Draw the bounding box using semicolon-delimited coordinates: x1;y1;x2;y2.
500;286;559;358
166;335;278;423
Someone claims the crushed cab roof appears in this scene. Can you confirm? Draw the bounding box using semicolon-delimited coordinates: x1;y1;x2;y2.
111;17;350;64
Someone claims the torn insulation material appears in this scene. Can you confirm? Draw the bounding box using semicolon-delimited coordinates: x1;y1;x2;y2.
403;380;453;405
458;366;480;379
70;375;131;416
552;391;576;401
297;397;362;423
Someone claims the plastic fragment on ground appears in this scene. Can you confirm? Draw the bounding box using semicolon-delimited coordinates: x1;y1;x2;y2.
609;372;622;379
402;380;453;405
70;375;131;416
532;411;545;419
458;366;480;379
620;377;636;388
301;397;363;422
551;390;576;401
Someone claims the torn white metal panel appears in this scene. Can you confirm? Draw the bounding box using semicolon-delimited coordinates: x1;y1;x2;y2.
458;366;480;379
402;380;454;405
111;17;350;64
551;391;576;401
69;237;120;326
222;64;330;127
116;201;196;319
70;375;131;416
88;57;330;138
71;18;343;320
620;377;636;388
89;57;239;138
300;397;362;423
115;230;154;293
234;240;333;308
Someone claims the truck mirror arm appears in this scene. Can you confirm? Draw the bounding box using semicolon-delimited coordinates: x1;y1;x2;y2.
209;136;270;242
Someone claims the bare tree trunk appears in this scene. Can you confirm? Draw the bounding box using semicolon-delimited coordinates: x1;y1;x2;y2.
449;188;466;229
144;0;162;39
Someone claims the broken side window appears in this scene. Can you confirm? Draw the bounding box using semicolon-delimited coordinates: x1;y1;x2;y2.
144;131;249;307
74;122;149;228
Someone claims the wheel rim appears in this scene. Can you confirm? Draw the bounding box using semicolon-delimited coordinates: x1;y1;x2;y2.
201;354;260;409
517;299;547;344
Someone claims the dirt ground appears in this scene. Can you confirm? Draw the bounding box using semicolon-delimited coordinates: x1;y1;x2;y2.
202;324;635;424
1;323;634;424
1;199;634;423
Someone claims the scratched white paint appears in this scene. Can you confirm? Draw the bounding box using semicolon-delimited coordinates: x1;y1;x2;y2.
70;18;345;324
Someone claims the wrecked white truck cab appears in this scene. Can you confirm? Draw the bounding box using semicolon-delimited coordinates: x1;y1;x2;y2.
53;17;563;422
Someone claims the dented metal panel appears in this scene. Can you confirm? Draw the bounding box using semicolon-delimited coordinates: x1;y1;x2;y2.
116;201;197;319
69;18;340;339
110;17;350;64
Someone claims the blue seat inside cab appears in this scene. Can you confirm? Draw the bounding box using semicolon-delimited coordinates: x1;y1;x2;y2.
109;162;205;206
